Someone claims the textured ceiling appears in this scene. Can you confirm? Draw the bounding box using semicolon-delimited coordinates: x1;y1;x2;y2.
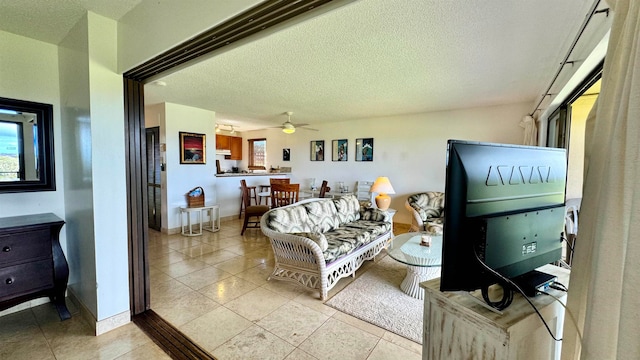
1;0;609;131
0;0;141;44
143;0;606;130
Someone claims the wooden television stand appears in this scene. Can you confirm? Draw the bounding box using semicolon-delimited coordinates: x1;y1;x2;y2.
421;264;570;360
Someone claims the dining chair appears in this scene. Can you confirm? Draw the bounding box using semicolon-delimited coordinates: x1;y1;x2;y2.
240;179;270;235
270;183;300;208
319;180;331;198
270;178;290;185
238;181;258;218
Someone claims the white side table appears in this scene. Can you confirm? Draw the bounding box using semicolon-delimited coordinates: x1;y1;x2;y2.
179;204;221;236
386;208;397;237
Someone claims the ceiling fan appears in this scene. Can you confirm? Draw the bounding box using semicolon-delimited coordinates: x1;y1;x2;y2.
275;112;318;134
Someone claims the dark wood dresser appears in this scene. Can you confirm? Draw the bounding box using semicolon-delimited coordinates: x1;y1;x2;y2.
0;213;70;320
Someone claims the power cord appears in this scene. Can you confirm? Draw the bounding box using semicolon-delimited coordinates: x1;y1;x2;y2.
538;290;583;346
473;248;562;342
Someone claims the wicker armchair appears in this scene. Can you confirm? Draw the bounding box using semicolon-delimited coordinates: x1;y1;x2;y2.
405;191;445;234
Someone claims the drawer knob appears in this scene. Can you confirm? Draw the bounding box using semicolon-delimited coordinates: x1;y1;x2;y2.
2;246;10;252
5;278;13;285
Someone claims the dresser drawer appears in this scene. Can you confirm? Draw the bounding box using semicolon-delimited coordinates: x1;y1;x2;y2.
0;260;54;299
0;228;51;266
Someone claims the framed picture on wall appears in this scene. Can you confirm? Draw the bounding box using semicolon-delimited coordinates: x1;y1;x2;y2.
310;140;325;161
332;139;348;161
179;131;206;164
283;148;290;161
355;138;373;161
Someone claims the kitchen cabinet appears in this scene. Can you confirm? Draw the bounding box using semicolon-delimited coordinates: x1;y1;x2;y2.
228;136;242;160
216;134;242;160
216;134;230;150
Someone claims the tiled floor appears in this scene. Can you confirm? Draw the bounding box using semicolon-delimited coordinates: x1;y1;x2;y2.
1;218;421;360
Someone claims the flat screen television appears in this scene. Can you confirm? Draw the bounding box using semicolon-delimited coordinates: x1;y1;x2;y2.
440;140;567;308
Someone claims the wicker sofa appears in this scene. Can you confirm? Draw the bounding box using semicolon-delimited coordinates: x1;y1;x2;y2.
260;194;392;300
405;191;445;234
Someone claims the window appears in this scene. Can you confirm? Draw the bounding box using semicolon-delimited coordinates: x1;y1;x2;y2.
248;138;266;169
0;120;23;181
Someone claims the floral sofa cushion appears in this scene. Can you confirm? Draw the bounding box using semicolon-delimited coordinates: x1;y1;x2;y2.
264;195;391;263
302;199;340;232
332;194;362;223
407;192;445;234
323;219;391;263
407;192;444;220
266;205;315;233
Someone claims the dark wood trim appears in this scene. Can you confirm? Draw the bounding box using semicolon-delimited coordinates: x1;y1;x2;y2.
133;310;216;360
124;78;150;315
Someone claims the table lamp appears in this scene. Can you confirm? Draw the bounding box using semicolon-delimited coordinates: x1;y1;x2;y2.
370;176;395;210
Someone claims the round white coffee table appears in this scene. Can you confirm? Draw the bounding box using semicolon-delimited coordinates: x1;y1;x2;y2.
386;232;442;299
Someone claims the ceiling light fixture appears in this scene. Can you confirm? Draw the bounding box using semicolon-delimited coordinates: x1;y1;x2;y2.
282;111;296;134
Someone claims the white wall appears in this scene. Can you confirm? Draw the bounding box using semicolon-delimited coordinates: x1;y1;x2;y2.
0;30;67;315
59;13;98;318
159;103;217;232
240;102;529;224
58;12;129;323
86;13;129;321
0;31;66;222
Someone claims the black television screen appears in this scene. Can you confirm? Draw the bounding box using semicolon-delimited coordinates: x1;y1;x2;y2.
440;140;567;302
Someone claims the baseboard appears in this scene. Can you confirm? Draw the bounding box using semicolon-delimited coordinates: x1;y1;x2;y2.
68;290;130;336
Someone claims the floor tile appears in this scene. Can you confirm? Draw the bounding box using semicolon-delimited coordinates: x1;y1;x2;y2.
224;287;290;322
256;300;330;346
114;342;173;359
176;265;233;290
297;318;380;360
367;338;422;360
178;306;252;352
212;324;296;360
198;275;260;304
152;291;220;327
156;258;207;278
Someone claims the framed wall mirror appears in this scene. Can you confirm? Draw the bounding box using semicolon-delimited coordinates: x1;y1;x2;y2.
0;97;55;193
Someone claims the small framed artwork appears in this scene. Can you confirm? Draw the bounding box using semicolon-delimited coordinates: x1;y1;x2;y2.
332;139;348;161
355;138;374;161
179;131;206;164
310;140;325;161
283;148;290;161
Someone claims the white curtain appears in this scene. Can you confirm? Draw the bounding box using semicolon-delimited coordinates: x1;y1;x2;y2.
519;115;538;146
562;1;640;359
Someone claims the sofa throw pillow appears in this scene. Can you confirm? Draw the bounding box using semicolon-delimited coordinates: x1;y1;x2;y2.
290;231;328;251
267;206;314;233
333;194;361;224
303;199;340;232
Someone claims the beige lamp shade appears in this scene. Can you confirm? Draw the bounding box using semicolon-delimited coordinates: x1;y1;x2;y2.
370;177;395;210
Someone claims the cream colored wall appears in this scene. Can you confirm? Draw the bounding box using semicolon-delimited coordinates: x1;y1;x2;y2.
58;12;129;323
162;103;217;232
0;31;65;221
240;102;530;224
566;94;596;200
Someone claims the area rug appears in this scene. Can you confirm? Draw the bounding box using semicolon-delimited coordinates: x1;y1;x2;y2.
325;256;423;344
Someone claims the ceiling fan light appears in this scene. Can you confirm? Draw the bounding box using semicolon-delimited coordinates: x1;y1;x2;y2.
282;122;295;134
